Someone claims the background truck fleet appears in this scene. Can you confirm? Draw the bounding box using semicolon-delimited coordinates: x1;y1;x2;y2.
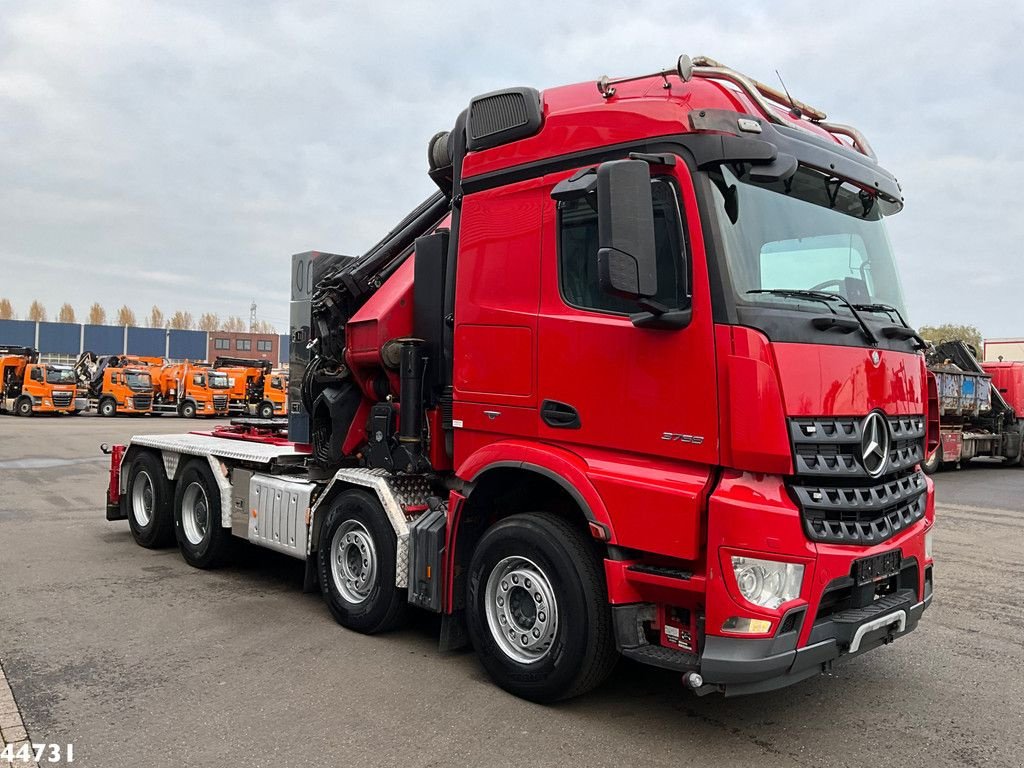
103;54;937;701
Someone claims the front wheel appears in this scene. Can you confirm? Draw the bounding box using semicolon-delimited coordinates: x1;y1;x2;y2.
921;447;942;475
15;397;32;417
466;513;617;702
99;398;117;417
257;401;274;419
173;460;230;568
317;489;405;634
179;401;197;418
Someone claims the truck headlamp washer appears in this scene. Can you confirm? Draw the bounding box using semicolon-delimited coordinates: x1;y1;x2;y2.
485;556;559;664
861;411;891;478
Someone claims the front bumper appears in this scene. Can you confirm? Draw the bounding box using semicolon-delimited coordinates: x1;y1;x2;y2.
701;581;932;696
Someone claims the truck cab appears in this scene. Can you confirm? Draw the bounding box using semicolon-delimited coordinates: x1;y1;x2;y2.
94;367;154;417
154;363;230;417
1;348;83;416
211;357;282;418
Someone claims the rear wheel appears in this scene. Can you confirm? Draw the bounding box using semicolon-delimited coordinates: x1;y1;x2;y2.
179;401;197;418
317;489;405;633
173;460;230;568
14;397;32;417
127;451;175;548
99;398;116;417
466;513;617;702
257;401;274;419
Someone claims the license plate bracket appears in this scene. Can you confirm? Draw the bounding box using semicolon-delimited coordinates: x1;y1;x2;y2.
853;549;902;585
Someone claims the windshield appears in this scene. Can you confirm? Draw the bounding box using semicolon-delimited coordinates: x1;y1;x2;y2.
125;372;152;390
209;373;229;389
45;367;76;384
710;164;908;317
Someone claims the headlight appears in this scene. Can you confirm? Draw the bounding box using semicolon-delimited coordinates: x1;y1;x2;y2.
925;530;934;560
731;556;804;609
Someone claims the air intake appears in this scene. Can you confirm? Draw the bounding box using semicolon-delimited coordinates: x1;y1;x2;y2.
466;87;542;151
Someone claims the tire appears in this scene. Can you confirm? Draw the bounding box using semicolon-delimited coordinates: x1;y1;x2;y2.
466;513;617;703
126;451;175;548
173;460;230;569
1006;430;1024;467
257;401;274;419
15;397;32;417
317;489;406;633
180;401;197;419
921;447;942;475
99;398;117;417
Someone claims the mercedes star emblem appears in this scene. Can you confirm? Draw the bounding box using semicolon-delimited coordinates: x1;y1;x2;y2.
860;411;891;478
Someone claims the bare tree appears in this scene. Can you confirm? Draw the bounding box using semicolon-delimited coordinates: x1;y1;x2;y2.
0;298;14;320
168;311;194;330
197;312;220;332
252;319;276;334
88;303;107;325
57;303;76;323
221;316;247;333
117;305;136;327
28;301;46;322
148;306;165;328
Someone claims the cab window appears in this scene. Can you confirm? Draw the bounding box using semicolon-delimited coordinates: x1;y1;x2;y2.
30;367;43;382
193;374;204;386
557;177;690;315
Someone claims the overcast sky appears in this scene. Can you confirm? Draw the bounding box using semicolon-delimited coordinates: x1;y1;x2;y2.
2;1;1022;336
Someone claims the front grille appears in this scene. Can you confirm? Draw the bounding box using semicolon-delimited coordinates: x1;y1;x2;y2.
213;395;228;411
788;414;927;545
51;391;73;408
132;394;152;410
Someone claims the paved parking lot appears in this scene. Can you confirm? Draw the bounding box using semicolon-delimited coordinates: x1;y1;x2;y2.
1;414;1023;767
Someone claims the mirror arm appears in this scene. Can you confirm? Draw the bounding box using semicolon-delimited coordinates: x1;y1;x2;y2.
631;307;692;331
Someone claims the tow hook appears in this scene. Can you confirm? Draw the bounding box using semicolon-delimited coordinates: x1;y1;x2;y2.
100;443;112;455
682;671;715;696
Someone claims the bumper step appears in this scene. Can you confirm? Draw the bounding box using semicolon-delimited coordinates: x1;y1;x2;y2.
620;643;699;672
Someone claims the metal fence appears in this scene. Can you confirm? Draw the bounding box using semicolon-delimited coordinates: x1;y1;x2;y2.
0;319;289;365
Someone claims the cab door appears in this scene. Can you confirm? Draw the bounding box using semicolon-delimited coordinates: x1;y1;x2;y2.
535;160;719;557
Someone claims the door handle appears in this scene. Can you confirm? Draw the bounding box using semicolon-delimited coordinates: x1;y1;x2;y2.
541;400;581;429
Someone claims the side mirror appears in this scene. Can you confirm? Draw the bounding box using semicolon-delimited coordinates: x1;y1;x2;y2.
596;159;658;300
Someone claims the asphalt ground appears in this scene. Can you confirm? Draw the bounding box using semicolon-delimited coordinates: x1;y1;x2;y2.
1;414;1023;767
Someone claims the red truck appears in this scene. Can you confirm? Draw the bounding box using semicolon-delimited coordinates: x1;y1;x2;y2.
923;340;1024;471
103;54;935;701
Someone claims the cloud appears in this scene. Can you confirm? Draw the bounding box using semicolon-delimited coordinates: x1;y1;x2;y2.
1;1;1022;337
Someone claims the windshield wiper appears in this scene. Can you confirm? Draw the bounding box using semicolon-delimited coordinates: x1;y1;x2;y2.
852;303;928;350
747;289;878;345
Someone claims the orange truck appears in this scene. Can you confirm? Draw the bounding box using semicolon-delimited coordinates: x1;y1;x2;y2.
211;356;286;418
1;346;84;416
152;362;230;417
74;352;155;416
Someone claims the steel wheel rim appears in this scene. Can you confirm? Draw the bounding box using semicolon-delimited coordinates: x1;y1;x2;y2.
131;470;155;527
484;555;559;664
181;481;209;545
330;520;377;604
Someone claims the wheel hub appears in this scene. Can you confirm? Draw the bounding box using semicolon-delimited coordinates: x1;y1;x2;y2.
131;470;154;527
484;556;559;664
180;482;209;545
330;520;377;605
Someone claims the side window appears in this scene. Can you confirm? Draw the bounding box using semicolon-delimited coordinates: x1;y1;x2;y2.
31;367;43;382
558;177;690;315
193;373;203;386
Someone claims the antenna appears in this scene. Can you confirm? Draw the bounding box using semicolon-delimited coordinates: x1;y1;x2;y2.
775;69;802;119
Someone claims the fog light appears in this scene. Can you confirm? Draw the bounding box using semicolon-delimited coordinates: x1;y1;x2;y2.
731;556;804;609
925;530;934;560
722;617;773;634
